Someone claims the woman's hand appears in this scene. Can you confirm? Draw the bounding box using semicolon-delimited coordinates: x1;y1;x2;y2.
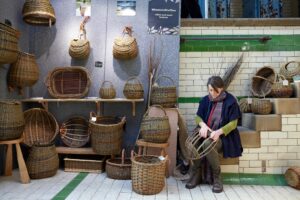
199;122;212;138
210;129;223;141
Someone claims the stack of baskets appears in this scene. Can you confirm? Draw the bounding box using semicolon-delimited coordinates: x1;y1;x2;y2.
123;77;144;99
279;61;300;82
106;149;131;180
99;81;116;99
251;66;275;97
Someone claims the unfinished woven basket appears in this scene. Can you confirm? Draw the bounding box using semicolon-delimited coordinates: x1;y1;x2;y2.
45;66;91;99
0;101;25;140
99;81;116;99
270;74;293;98
22;0;56;26
251;98;272;115
106;149;131;180
60;116;89;148
123;76;144;99
279;61;300;82
23;108;58;147
113;27;138;60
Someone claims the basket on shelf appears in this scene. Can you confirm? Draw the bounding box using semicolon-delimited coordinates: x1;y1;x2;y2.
270;74;293;98
89;112;126;155
0;22;20;64
26;143;59;179
0;101;25;141
106;149;131;180
151;75;177;108
140;105;170;143
131;153;167;195
99;81;116;99
113;26;138;60
45;66;91;99
22;0;56;26
279;61;300;82
251;98;272;115
251;66;275;97
239;98;252;113
23;108;58;147
123;76;144;99
60;116;89;148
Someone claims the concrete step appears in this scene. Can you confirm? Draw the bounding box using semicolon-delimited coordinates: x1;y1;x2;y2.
242;113;281;131
270;98;300;114
238;126;260;148
220;157;239;165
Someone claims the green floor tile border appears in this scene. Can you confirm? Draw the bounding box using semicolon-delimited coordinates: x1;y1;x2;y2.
180;35;300;52
222;173;288;186
178;96;247;103
51;172;88;200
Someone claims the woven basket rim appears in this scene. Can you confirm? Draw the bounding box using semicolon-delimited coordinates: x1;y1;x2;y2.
0;27;19;37
89;116;125;127
131;155;166;166
106;158;131;167
0;100;21;105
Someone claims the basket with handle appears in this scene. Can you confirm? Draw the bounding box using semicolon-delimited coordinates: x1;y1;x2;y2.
140;105;170;143
270;74;293;98
105;149;131;180
99;81;116;99
279;61;300;82
151;75;177;108
251;75;273;97
123;76;144;99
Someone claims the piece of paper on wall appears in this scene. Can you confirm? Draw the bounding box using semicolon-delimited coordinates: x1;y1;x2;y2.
76;0;91;17
117;0;136;16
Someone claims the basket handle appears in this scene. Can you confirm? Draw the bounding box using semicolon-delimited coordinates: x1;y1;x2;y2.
252;75;273;84
126;76;142;84
154;75;175;86
284;61;298;70
143;104;167;117
123;26;133;37
101;81;114;88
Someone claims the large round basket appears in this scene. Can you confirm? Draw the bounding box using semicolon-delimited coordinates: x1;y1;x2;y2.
99;81;116;99
60;116;89;148
8;51;39;92
22;0;56;26
0;101;25;140
23;108;58;147
140;105;170;143
270;74;293;98
89;113;125;155
131;154;167;195
251;98;272;115
113;27;138;60
251;76;273;98
0;22;19;64
279;61;300;82
69;38;90;60
151;75;177;108
123;76;144;99
26;143;59;179
45;66;91;99
285;167;300;190
106;150;131;180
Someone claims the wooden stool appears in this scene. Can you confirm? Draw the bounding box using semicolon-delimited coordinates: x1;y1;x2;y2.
0;137;30;184
136;139;169;177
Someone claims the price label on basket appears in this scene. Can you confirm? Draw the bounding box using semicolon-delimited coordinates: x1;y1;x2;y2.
247;97;252;104
91;117;97;122
283;80;289;86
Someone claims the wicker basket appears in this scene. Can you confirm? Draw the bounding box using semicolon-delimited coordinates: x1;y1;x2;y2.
69;38;90;60
113;27;138;60
89;113;126;155
239;98;252;113
26;143;59;179
131;154;167;195
251;98;272;115
0;101;25;140
22;0;56;26
106;149;131;180
151;75;177;108
140;105;170;143
8;51;39;93
0;23;19;64
123;77;144;99
45;66;91;99
23;108;58;147
285;167;300;190
279;61;300;82
99;81;116;99
60;116;89;148
64;155;105;173
270;74;293;98
251;75;273;97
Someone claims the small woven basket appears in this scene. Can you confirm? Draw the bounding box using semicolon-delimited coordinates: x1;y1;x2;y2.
279;61;300;82
270;74;293;98
151;75;177;108
123;77;144;99
69;39;90;59
251;98;272;115
140;105;170;143
131;153;167;195
106;149;131;180
99;81;116;99
239;98;252;113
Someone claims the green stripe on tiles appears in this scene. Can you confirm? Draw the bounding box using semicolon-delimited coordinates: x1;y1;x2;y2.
52;172;88;200
180;35;300;52
178;96;247;103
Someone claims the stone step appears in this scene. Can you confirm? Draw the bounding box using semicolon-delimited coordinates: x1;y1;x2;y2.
242;113;281;131
238;126;260;148
270;98;300;114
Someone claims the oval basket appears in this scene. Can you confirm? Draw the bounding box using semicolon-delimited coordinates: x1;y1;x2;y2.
23;108;58;147
99;81;116;99
279;61;300;82
106;149;131;180
251;98;272;115
60;116;89;148
270;74;293;98
69;39;90;60
113;27;138;60
239;98;252;113
45;66;91;99
251;76;273;98
123;76;144;99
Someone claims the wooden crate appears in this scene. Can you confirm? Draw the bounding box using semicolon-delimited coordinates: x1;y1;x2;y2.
64;155;105;173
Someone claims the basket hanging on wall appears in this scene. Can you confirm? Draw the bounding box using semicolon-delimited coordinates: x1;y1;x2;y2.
113;26;138;60
8;51;39;94
22;0;56;26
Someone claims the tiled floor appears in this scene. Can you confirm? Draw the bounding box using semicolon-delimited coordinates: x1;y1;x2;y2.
0;170;300;200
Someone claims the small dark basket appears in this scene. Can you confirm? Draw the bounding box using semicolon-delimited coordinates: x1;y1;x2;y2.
123;76;144;99
270;74;293;98
106;149;131;180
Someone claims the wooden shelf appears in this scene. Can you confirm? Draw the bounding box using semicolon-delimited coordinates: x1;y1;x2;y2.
56;147;96;155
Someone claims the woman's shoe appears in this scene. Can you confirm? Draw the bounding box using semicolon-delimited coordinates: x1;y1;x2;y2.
185;169;201;189
212;168;223;193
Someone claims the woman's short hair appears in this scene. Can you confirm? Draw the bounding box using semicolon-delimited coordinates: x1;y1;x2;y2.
207;76;224;92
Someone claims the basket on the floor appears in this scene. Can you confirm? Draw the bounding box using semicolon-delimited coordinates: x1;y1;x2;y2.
8;51;39;93
23;108;58;147
285;167;300;190
239;98;252;113
151;75;177;108
45;66;91;99
140;105;170;143
123;77;144;99
279;61;300;82
89;112;125;155
0;101;25;140
0;22;20;64
26;143;59;179
60;116;89;148
270;74;293;98
22;0;56;26
106;149;131;180
99;81;116;99
251;98;272;115
64;155;105;173
131;154;167;195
